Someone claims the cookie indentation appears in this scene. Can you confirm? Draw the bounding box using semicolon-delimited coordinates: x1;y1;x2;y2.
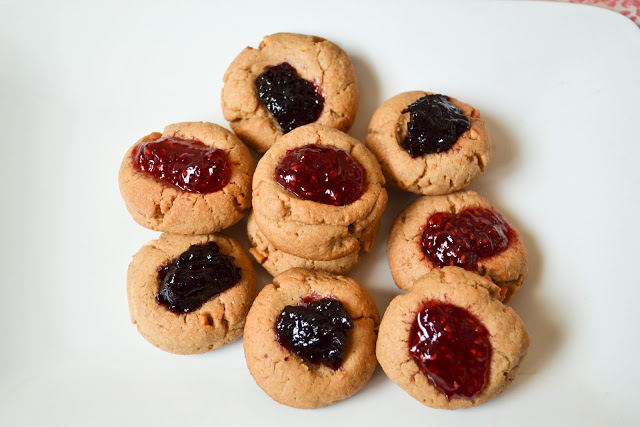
275;145;365;206
401;94;470;157
410;301;491;400
421;208;513;270
276;297;353;369
133;137;230;193
156;242;241;313
256;62;324;133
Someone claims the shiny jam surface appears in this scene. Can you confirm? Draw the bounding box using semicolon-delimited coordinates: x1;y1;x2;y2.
275;145;365;206
133;137;230;193
401;94;471;157
421;207;513;270
275;297;353;369
256;62;324;133
156;242;241;313
409;301;491;400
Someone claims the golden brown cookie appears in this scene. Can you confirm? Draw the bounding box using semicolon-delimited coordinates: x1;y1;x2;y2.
366;91;491;195
127;233;257;354
252;124;387;261
247;211;372;276
222;32;359;153
119;122;254;234
244;268;380;409
377;267;530;410
387;190;527;302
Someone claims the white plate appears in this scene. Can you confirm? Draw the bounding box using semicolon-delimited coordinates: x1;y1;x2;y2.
1;0;639;425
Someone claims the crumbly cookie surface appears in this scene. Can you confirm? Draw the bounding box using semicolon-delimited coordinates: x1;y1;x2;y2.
252;124;387;260
244;268;380;409
376;267;530;410
118;122;254;234
366;91;491;195
247;211;370;276
127;233;257;354
387;190;527;302
222;33;359;153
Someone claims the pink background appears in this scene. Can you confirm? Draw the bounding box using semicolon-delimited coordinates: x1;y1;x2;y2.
549;0;639;24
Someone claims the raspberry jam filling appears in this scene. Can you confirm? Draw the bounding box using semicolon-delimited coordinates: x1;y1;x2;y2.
256;62;324;133
275;145;365;206
410;301;491;400
401;94;471;157
275;297;353;369
421;207;513;270
133;137;230;193
156;242;241;314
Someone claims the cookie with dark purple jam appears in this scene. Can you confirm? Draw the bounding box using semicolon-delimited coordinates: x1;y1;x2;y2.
222;33;359;153
127;233;256;355
275;297;353;369
366;91;491;195
243;269;380;409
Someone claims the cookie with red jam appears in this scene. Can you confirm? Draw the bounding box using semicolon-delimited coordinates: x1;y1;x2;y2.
243;268;379;409
252;124;387;261
387;190;527;302
366;91;491;195
127;233;257;354
222;33;359;153
377;267;530;410
118;122;254;234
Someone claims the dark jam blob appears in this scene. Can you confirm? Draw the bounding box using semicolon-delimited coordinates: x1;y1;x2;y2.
275;145;365;206
421;208;513;270
156;242;241;313
275;298;353;369
409;301;491;400
133;137;230;193
256;62;324;133
401;94;471;157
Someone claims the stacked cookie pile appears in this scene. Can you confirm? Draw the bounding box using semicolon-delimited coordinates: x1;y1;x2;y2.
248;124;387;276
118;31;533;411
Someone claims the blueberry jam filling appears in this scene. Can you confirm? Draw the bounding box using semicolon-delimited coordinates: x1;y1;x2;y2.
256;62;324;133
409;301;491;400
401;94;471;157
275;297;353;369
133;137;230;193
275;145;365;206
156;242;241;313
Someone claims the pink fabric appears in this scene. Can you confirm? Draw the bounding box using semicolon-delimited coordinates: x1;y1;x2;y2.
548;0;640;24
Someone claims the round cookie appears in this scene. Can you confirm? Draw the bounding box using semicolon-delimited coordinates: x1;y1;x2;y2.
377;267;530;410
127;233;257;354
388;190;527;302
252;124;387;261
366;91;491;195
247;211;376;276
222;32;359;153
244;268;380;409
119;122;254;234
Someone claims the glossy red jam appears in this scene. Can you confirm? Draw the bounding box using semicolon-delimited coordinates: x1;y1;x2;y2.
133;137;230;193
276;298;353;369
275;145;365;206
421;207;513;270
409;301;491;400
256;62;324;133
